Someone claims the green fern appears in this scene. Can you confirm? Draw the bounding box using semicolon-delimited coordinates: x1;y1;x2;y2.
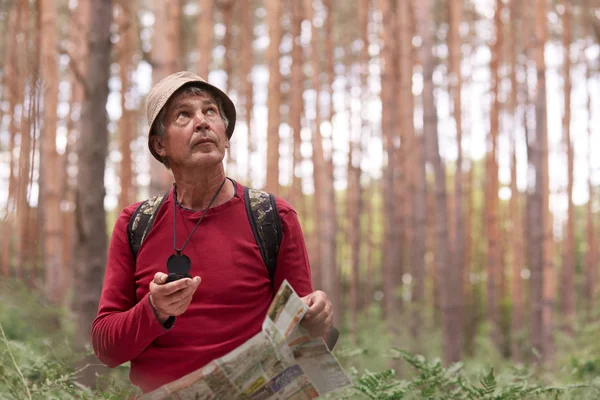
352;369;408;399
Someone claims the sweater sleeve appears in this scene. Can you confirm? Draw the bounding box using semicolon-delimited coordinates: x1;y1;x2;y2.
90;207;172;368
273;209;315;298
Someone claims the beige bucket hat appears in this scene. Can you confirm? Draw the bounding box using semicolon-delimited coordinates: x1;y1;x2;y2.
146;71;237;162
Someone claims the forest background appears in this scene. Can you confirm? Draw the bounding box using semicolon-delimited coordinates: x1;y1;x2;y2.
1;0;600;398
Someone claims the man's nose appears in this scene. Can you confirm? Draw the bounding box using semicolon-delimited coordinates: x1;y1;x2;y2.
193;112;210;131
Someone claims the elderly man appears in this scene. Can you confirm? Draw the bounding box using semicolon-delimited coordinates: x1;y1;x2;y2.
91;71;333;393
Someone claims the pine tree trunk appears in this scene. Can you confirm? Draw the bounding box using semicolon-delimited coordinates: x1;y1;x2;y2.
73;0;113;350
347;82;361;343
398;0;412;302
377;0;399;321
289;0;304;210
221;0;237;176
530;0;553;362
583;0;596;319
117;0;137;211
487;0;503;351
305;0;339;326
447;0;465;355
16;0;35;283
149;0;180;195
40;0;64;303
240;0;254;186
1;5;19;278
508;0;525;361
415;0;455;364
64;0;90;294
559;0;575;333
265;0;282;194
197;0;213;79
322;0;339;327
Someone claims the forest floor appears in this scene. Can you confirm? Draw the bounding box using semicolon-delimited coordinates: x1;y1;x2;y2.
1;280;599;399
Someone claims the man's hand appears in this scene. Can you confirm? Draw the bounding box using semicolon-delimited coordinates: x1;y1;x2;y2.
149;272;201;323
300;290;333;338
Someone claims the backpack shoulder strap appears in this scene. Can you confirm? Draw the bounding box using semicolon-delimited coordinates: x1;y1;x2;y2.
243;186;283;285
127;191;169;260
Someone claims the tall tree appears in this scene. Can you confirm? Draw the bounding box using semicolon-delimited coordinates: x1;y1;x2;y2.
73;0;113;349
447;0;465;352
322;0;338;327
487;0;503;350
559;0;575;333
15;0;36;283
415;0;456;364
63;0;91;292
221;0;236;176
40;0;64;303
240;0;254;185
347;74;362;342
265;0;282;194
583;0;596;320
197;0;214;79
288;0;304;210
410;0;427;345
377;0;399;321
530;0;553;362
508;0;525;361
305;0;339;325
149;0;181;195
1;4;19;278
117;0;137;211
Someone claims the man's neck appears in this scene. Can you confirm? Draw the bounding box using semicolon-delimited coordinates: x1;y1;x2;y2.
172;166;234;210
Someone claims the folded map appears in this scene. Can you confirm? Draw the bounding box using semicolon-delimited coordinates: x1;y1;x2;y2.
140;280;352;400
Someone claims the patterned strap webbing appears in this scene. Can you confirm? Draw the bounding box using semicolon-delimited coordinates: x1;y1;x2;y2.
127;191;169;260
243;186;282;285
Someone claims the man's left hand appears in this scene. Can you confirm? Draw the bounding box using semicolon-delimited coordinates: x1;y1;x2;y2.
300;290;333;338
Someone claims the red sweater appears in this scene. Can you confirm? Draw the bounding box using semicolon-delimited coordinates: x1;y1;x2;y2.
91;180;314;393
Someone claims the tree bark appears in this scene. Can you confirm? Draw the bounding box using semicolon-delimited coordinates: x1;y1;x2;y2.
40;0;64;303
197;0;214;79
377;0;399;321
73;0;113;350
117;0;137;211
415;0;456;364
240;0;254;186
559;0;575;333
583;0;596;320
530;0;553;363
289;0;304;211
1;4;19;278
508;0;525;362
305;0;339;326
447;0;465;355
265;0;282;194
486;0;503;351
149;0;180;195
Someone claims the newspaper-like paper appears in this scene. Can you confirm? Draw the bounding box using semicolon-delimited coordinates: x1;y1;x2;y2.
140;280;352;400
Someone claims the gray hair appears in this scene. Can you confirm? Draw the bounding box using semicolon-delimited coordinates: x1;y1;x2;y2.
151;85;230;168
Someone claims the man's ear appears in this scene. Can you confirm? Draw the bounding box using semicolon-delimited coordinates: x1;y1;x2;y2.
150;135;167;157
224;137;230;149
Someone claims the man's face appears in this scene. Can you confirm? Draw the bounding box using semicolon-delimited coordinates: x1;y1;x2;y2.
153;91;229;169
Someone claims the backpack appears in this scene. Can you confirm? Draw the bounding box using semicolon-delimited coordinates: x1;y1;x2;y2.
126;185;282;285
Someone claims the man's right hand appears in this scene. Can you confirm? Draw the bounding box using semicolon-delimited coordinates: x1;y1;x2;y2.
149;272;201;324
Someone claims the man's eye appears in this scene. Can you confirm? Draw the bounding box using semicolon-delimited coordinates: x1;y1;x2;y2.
206;107;217;115
177;111;189;118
